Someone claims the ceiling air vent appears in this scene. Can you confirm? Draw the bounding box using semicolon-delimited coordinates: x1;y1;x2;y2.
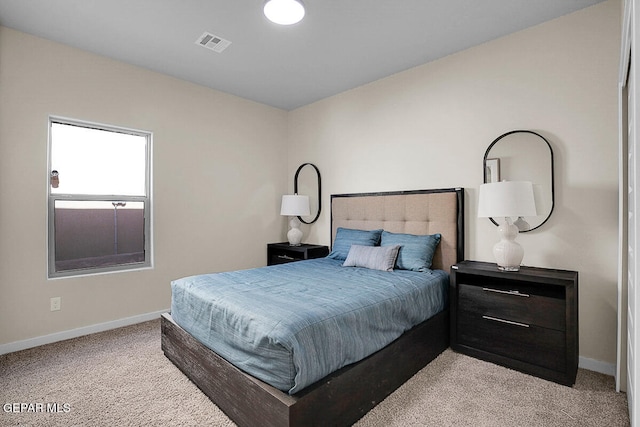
195;32;231;53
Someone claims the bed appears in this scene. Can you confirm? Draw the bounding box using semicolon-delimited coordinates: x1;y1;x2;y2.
161;187;464;426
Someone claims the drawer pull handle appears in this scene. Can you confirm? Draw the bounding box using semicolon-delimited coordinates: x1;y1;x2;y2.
482;287;530;297
482;315;530;328
277;255;295;260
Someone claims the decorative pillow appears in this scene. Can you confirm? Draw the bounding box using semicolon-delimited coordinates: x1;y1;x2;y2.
327;228;383;260
342;245;401;272
380;231;441;272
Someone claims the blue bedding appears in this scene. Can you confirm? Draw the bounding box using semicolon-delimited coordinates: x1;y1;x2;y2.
170;257;448;394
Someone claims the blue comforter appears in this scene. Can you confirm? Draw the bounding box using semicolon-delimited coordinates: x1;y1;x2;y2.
170;258;448;394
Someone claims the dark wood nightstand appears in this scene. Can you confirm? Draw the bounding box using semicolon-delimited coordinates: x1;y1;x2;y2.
267;242;329;266
450;260;578;386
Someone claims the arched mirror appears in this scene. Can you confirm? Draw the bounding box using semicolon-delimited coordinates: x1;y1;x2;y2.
483;130;554;232
294;163;321;224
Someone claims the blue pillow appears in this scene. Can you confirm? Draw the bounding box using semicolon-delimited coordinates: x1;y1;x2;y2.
327;228;383;260
380;231;441;272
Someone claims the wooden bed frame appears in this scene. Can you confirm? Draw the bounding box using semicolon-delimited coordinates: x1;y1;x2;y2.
162;188;464;426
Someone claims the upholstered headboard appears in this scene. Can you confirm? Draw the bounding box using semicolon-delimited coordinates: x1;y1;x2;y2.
331;188;464;272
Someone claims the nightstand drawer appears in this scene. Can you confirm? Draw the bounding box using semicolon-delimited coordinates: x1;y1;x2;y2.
458;309;566;372
267;243;330;266
269;248;304;265
458;283;565;331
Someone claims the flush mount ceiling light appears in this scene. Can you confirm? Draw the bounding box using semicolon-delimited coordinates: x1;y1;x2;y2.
264;0;305;25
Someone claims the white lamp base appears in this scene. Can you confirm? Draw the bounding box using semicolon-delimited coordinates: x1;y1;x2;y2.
493;220;524;271
287;216;303;246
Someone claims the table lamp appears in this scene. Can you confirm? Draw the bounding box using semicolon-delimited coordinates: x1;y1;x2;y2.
478;181;537;271
280;194;310;246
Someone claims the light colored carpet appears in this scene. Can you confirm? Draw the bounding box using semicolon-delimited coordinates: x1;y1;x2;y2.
0;319;629;426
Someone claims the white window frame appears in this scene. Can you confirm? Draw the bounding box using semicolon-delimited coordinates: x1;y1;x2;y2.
47;116;153;279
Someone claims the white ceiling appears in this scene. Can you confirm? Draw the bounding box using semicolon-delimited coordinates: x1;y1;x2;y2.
0;0;606;110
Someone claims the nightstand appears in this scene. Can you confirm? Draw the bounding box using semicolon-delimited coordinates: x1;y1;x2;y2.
450;260;578;386
267;242;329;266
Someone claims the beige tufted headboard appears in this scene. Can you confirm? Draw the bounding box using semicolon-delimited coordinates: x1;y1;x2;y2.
331;188;464;272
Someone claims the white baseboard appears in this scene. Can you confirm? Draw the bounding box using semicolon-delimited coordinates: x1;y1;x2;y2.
0;309;169;356
579;355;616;377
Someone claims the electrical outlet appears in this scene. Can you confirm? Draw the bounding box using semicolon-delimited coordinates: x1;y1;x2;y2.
50;297;61;311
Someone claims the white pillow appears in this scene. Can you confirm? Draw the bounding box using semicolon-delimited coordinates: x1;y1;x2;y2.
342;244;400;272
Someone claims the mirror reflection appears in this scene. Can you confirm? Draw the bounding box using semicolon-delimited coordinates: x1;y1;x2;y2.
483;130;554;232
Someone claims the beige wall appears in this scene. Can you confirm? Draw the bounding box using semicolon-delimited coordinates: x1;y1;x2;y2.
288;0;621;365
0;27;288;345
0;0;623;368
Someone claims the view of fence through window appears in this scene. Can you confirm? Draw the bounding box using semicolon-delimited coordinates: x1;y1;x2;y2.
49;120;150;276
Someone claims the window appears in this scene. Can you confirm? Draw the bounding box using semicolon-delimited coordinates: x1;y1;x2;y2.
48;117;152;278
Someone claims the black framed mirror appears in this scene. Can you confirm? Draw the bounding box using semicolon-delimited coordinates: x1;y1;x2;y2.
483;130;554;232
294;163;321;224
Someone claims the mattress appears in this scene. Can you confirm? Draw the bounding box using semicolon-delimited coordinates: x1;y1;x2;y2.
170;257;448;394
